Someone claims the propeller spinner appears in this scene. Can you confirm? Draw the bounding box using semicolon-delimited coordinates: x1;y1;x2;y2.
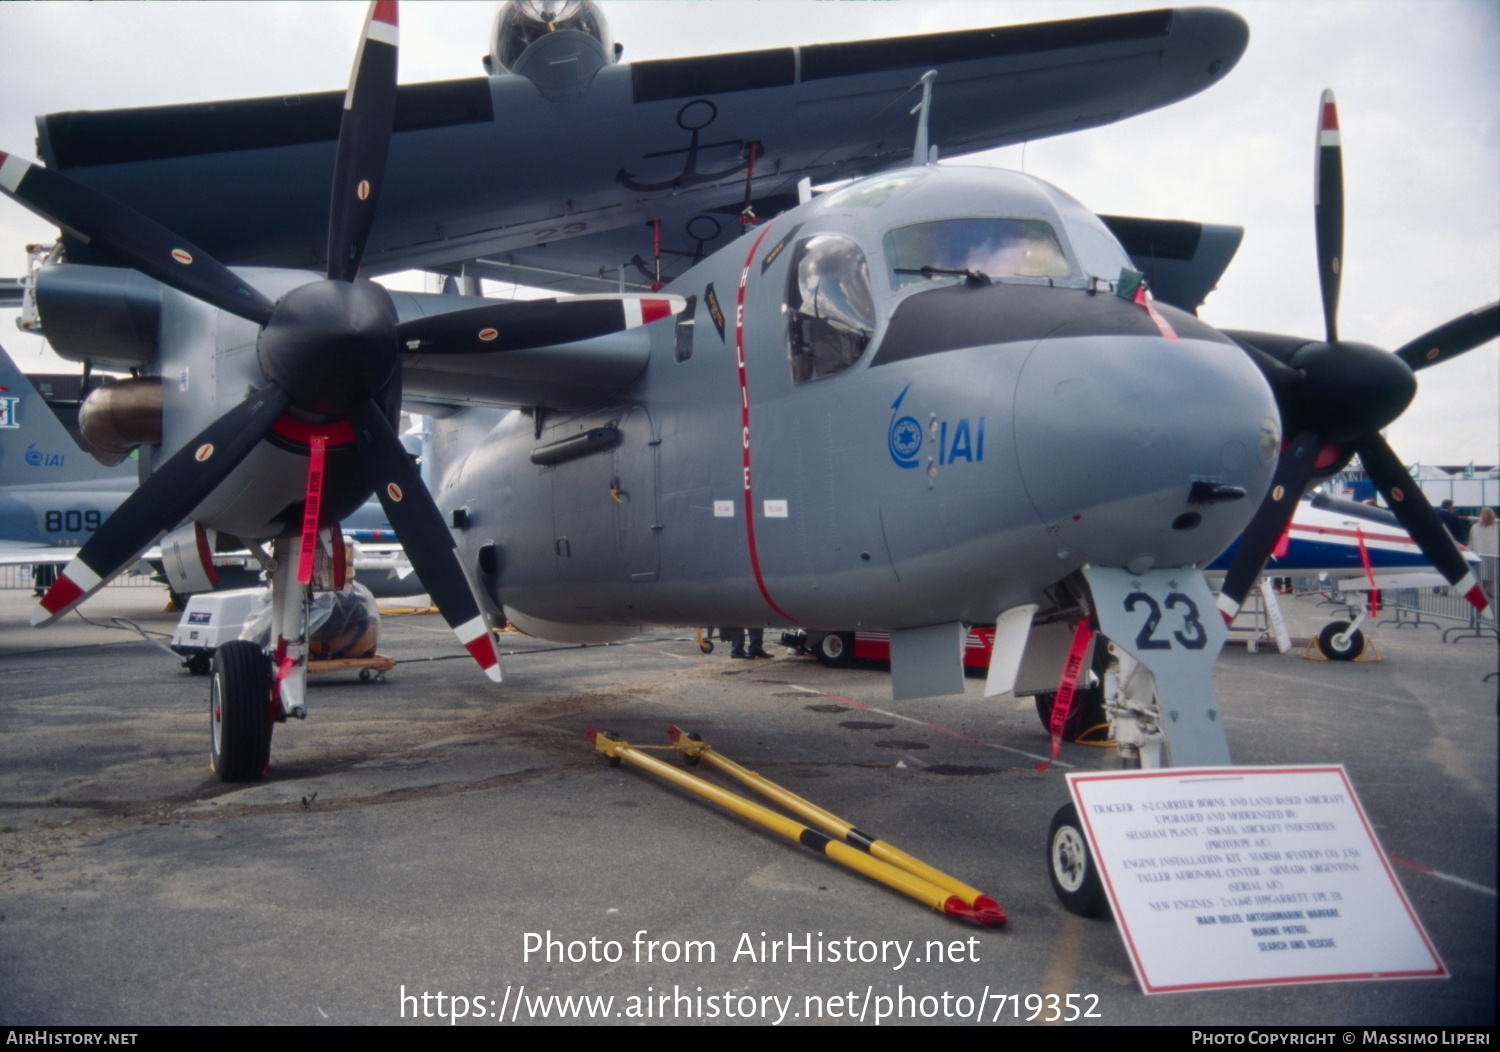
1219;90;1499;623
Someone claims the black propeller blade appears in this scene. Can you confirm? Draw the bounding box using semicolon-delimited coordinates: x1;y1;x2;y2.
1355;437;1487;609
0;151;276;326
31;385;291;625
18;2;505;680
397;295;684;355
14;1;723;679
1220;90;1496;622
1314;89;1343;343
1216;430;1322;622
1394;302;1500;372
351;401;501;679
327;0;399;283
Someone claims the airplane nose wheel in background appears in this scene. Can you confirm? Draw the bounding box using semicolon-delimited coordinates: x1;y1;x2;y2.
209;640;274;782
1316;620;1366;661
1048;803;1108;917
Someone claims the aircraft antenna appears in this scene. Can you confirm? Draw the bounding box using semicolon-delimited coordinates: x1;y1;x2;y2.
912;70;937;166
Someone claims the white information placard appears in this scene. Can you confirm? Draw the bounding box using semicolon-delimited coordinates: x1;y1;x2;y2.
1067;766;1447;994
1257;578;1293;653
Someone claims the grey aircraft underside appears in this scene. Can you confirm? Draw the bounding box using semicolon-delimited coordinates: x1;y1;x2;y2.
34;4;1246;285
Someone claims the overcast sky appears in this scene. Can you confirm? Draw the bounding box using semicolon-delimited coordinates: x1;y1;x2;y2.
0;1;1495;466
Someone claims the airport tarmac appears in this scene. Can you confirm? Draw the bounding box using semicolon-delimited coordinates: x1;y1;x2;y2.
0;584;1494;1026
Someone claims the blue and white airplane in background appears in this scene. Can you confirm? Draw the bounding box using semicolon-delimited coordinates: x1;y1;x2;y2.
1210;491;1481;592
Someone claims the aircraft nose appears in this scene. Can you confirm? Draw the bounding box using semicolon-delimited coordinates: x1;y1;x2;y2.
1013;328;1279;572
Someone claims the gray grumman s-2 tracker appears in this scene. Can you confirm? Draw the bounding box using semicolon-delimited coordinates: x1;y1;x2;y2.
4;2;1495;912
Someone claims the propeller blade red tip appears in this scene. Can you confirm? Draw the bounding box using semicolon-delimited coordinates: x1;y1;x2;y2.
1318;89;1340;138
32;559;100;625
455;615;503;681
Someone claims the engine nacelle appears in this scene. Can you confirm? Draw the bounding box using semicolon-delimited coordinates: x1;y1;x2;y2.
160;521;220;599
486;1;616;100
33;263;161;369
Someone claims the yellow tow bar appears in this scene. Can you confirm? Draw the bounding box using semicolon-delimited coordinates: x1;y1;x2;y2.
585;725;1005;927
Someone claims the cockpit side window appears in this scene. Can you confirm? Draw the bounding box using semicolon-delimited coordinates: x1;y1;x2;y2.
785;236;876;384
884;218;1071;290
493;2;613;73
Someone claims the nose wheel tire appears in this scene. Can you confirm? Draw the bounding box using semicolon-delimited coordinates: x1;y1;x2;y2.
1048;803;1109;917
814;632;855;667
210;640;274;782
1316;621;1365;661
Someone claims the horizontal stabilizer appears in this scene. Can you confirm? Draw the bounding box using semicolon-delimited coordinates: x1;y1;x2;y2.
1099;215;1243;313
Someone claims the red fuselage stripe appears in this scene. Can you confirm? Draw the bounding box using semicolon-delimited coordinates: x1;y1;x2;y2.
1289;521;1423;549
734;223;800;626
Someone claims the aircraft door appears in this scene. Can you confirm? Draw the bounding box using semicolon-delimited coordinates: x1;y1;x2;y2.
612;404;660;583
545;403;659;593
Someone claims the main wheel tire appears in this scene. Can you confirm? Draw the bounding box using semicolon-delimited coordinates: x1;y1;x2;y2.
1034;686;1108;742
814;632;855;667
1317;621;1365;661
1034;632;1110;742
210;641;273;782
1048;803;1108;917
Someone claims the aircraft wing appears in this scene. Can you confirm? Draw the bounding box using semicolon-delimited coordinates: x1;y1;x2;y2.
0;540;70;566
1099;215;1244;314
36;8;1248;279
0;540;161;567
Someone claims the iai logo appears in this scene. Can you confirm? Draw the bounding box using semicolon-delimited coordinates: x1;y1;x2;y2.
885;383;987;471
887;384;922;469
0;395;18;429
25;442;64;467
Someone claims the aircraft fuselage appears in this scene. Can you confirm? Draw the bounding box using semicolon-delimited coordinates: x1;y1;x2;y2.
434;167;1279;637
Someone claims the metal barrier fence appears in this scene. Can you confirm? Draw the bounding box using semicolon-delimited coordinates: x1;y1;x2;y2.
1378;554;1498;643
0;563;159;591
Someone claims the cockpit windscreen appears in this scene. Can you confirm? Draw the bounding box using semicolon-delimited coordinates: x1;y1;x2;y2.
884;218;1071;289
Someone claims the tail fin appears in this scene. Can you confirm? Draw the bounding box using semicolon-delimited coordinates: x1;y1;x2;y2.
0;340;136;486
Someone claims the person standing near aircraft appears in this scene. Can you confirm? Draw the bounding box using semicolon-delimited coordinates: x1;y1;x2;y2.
1437;499;1469;544
722;627;771;660
1470;507;1498;605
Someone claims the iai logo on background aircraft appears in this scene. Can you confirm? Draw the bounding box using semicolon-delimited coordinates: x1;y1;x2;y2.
25;442;65;467
887;384;985;470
